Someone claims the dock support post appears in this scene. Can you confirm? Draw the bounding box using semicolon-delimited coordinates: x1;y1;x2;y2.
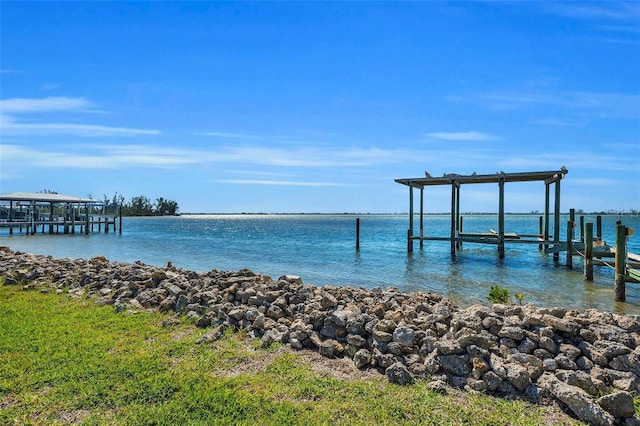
408;186;414;253
450;181;457;256
8;201;13;235
597;216;602;240
614;223;627;302
356;217;360;251
553;179;561;263
119;204;123;235
420;187;424;250
538;216;543;250
64;204;69;234
85;204;90;235
419;188;424;249
544;183;550;253
584;222;593;281
579;216;584;243
49;202;54;234
71;204;76;234
498;175;505;259
458;216;463;249
566;220;574;269
455;184;461;250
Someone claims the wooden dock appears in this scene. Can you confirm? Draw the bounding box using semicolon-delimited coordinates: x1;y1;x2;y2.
0;192;122;236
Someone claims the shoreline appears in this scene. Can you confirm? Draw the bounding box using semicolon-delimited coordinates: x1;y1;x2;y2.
1;248;639;424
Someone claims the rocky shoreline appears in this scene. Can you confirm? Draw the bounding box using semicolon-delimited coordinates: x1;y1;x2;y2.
1;248;639;425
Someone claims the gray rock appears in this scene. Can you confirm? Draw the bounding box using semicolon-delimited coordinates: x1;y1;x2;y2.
505;363;531;392
392;326;415;346
482;371;503;391
498;326;525;341
543;315;579;334
353;349;372;369
543;358;558;371
538;374;615;426
597;391;636;419
196;325;224;344
386;362;413;385
436;340;464;355
438;354;470;377
427;379;448;394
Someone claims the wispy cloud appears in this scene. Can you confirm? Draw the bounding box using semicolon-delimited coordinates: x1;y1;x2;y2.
0;96;93;113
427;131;498;141
1;117;160;137
0;144;194;169
214;179;352;187
0;143;414;171
473;90;640;119
0;96;160;137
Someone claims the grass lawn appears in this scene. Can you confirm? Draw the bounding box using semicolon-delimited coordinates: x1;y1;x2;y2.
0;282;589;425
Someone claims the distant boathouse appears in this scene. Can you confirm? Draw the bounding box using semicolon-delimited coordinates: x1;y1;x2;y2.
0;192;122;235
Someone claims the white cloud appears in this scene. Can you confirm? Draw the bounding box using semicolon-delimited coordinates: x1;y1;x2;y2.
478;90;640;119
427;131;498;141
0;96;159;137
0;96;93;113
0;142;416;172
1;118;160;137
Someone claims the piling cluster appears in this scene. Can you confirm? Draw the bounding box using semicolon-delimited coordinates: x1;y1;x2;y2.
1;248;638;425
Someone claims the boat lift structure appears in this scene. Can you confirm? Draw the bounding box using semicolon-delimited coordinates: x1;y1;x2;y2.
395;168;569;259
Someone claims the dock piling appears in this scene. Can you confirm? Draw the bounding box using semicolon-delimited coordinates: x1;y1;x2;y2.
614;223;627;302
584;222;593;281
356;217;360;251
566;220;574;269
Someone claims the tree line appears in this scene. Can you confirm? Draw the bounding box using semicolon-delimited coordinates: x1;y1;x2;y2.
105;193;179;216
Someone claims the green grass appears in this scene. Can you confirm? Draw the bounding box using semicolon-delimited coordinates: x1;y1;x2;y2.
0;282;591;425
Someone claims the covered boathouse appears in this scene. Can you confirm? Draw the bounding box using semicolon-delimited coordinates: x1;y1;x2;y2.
395;168;569;258
0;192;122;235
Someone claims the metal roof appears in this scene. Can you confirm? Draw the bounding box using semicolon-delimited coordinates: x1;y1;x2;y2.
395;167;568;188
0;192;98;204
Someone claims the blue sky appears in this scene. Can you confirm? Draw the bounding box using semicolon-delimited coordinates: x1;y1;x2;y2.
1;1;638;213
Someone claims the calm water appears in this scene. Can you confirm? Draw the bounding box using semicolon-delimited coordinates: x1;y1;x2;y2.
2;214;639;315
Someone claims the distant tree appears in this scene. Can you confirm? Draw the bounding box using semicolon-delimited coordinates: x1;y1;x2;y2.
112;192;125;206
38;189;58;194
127;195;154;216
154;197;179;216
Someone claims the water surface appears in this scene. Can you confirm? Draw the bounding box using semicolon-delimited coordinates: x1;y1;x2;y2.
2;214;639;315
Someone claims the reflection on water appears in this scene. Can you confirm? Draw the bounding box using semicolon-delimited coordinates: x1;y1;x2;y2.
2;214;639;315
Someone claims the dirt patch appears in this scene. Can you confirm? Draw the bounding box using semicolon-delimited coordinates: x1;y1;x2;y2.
54;409;91;424
214;339;388;381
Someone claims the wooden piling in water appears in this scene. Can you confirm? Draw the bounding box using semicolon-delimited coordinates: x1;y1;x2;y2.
614;223;627;302
356;217;360;251
597;216;602;240
584;222;593;281
566;220;574;269
579;216;584;243
538;216;543;250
